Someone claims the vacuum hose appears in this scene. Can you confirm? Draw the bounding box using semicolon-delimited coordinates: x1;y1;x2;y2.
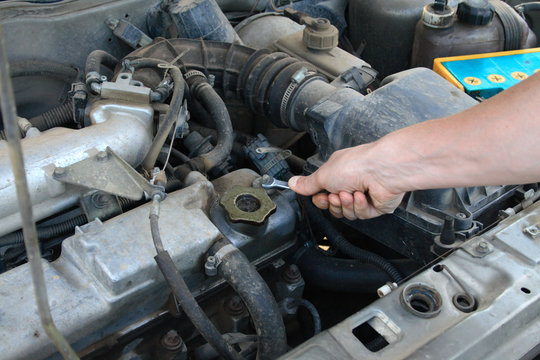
302;199;404;282
125;57;187;176
295;245;414;293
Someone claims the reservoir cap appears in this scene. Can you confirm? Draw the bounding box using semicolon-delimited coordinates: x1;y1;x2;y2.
457;0;494;26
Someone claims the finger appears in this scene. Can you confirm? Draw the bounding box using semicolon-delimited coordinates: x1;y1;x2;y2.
328;193;343;218
353;192;381;219
338;191;356;220
289;175;323;196
312;193;329;210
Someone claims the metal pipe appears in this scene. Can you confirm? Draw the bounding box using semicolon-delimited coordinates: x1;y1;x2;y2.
0;24;79;360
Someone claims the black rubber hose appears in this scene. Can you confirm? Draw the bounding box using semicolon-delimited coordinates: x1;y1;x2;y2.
149;199;242;360
302;199;404;282
9;60;80;83
517;2;540;11
295;298;322;335
126;58;186;176
0;214;87;248
28;102;73;131
84;50;119;77
295;246;414;293
175;76;233;177
154;251;243;360
209;239;288;360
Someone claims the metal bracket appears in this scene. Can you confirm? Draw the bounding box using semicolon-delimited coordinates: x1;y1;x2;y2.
53;147;165;200
100;72;151;103
462;237;494;258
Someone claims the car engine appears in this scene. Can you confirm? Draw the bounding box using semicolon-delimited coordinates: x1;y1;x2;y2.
0;0;539;359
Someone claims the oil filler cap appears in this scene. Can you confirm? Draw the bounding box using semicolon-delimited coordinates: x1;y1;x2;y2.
457;0;494;26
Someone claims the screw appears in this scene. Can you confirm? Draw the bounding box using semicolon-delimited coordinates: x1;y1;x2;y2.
53;167;66;177
225;296;245;317
96;151;108;161
282;264;302;284
476;240;489;254
456;213;467;219
161;330;183;351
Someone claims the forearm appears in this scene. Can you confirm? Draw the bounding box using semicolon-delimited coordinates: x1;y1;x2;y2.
374;72;540;192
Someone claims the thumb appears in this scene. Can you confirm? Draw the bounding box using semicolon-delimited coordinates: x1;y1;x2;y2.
289;175;322;195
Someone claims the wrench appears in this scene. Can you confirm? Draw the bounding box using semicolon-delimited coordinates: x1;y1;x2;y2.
261;174;291;190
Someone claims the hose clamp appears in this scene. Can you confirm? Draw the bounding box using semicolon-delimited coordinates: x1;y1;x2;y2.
280;67;316;127
204;244;237;276
184;70;207;81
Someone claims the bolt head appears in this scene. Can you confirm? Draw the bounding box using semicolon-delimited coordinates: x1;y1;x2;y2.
225;296;245;316
476;240;489;253
161;330;183;351
53;167;66;177
96;151;109;161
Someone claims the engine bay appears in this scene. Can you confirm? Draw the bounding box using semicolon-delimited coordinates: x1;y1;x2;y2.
0;0;539;359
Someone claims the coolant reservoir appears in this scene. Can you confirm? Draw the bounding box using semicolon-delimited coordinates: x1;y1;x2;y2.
411;0;537;68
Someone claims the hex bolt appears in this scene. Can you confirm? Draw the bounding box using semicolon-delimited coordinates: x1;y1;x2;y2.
476;240;489;254
204;256;218;276
53;167;66;178
96;151;109;161
161;329;183;351
282;264;302;284
225;296;245;317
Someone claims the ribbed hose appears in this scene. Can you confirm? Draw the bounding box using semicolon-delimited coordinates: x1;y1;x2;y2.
493;0;523;50
0;214;87;248
302;199;404;283
124;39;325;128
28;102;73;131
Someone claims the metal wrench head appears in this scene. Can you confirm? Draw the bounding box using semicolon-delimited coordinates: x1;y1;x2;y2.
261;175;291;190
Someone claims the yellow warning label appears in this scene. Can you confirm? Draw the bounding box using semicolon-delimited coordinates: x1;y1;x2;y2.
487;74;506;83
463;76;482;86
511;71;528;80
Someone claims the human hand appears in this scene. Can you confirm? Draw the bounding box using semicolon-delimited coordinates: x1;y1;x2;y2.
288;144;405;220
